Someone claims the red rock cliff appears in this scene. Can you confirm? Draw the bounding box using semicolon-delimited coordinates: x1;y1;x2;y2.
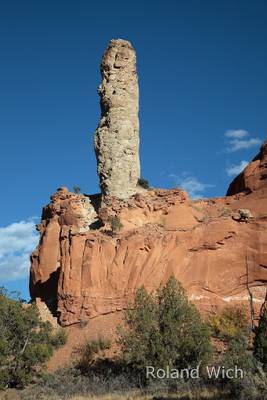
30;145;267;325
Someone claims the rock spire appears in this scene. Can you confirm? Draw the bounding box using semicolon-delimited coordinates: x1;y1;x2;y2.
94;39;140;199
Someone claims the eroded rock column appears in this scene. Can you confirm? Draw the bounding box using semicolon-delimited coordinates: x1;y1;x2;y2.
94;39;140;199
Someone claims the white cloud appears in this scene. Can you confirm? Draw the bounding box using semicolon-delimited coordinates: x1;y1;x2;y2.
170;173;214;199
224;129;249;139
226;138;261;152
226;160;249;177
0;220;39;281
224;129;261;152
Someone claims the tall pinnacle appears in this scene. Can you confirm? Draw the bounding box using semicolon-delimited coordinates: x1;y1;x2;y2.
94;39;140;199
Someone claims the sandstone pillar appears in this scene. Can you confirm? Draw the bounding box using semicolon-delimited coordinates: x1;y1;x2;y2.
94;39;140;199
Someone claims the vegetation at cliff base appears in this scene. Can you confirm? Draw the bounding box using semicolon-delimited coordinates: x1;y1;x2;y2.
208;303;267;399
208;305;249;340
75;337;111;373
2;281;267;400
118;276;211;372
254;306;267;370
0;288;67;389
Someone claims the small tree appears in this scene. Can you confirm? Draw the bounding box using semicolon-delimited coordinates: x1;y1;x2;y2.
208;305;249;341
73;185;81;194
74;337;111;373
222;334;255;373
210;306;261;398
138;177;149;189
117;286;158;371
220;334;258;398
0;288;67;389
108;215;123;233
254;306;267;370
118;276;211;371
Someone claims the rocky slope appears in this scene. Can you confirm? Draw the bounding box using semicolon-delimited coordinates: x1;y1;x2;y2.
30;141;267;326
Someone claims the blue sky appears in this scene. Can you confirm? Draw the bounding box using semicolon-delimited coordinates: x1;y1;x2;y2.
0;0;266;299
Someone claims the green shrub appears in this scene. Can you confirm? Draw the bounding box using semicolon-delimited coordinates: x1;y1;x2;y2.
254;306;267;370
118;276;211;372
20;365;141;399
74;337;111;373
138;177;149;189
208;305;249;341
73;185;81;194
219;334;267;399
222;334;255;373
79;319;88;329
0;288;66;389
50;328;68;349
108;215;123;233
219;207;232;217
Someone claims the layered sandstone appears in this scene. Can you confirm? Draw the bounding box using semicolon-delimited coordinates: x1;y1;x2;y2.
94;39;140;199
30;168;267;326
30;187;98;313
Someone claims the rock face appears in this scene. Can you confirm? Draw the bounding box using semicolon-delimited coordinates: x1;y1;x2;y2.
94;39;140;199
30;165;267;325
30;187;98;313
227;140;267;196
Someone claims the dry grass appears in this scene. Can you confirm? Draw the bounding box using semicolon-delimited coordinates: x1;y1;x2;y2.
69;395;151;400
0;388;232;400
29;388;230;400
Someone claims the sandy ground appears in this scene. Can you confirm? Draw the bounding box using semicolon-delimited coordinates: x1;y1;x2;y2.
47;311;123;371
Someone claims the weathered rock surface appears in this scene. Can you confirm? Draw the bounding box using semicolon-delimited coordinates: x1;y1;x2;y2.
94;39;140;199
30;187;98;312
30;158;267;325
227;139;267;196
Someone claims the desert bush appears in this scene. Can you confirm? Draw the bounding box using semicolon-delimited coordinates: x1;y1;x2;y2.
118;276;211;372
222;334;255;373
208;305;249;341
20;364;141;399
219;207;232;217
219;334;267;400
74;337;111;373
0;288;66;389
254;305;267;370
50;328;67;349
138;177;149;189
108;215;123;233
73;185;81;194
194;214;210;223
79;319;89;329
208;306;267;399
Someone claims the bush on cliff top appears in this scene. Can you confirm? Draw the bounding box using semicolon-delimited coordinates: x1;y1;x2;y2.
108;215;123;233
138;177;149;189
